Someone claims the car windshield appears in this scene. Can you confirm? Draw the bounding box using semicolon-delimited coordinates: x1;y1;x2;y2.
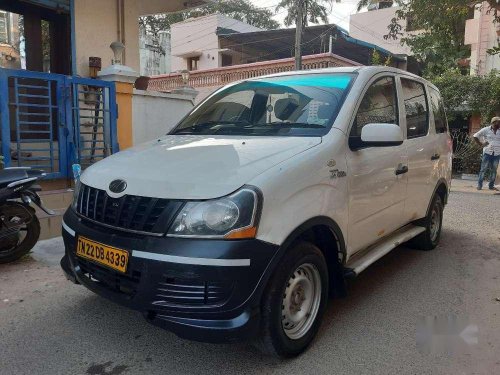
171;73;355;137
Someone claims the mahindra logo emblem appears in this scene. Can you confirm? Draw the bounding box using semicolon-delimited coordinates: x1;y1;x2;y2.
109;179;127;194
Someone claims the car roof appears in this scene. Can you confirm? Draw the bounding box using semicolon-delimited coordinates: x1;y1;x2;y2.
248;66;438;90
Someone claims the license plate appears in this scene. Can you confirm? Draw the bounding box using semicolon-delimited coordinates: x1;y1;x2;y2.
76;236;129;273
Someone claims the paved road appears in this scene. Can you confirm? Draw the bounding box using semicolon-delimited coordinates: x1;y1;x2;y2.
1;188;500;375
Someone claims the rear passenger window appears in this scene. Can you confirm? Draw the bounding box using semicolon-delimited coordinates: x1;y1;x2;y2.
429;87;448;133
401;78;429;138
351;77;398;138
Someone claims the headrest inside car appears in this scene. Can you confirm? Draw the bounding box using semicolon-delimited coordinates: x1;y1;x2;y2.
274;98;299;120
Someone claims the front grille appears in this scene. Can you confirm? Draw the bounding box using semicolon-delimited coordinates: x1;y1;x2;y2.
155;277;234;307
77;257;141;298
76;184;183;234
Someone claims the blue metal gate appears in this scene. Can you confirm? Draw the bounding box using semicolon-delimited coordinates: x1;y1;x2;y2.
70;76;118;171
0;68;117;178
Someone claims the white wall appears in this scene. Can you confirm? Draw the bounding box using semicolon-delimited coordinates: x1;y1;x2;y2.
349;6;412;56
132;89;194;144
170;14;262;72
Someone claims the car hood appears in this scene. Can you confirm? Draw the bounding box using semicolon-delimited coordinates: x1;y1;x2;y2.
81;135;322;199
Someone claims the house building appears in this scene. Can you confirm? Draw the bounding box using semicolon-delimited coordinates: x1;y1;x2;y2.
349;1;411;56
0;0;209;173
150;17;407;103
462;1;500;135
464;1;500;76
0;0;213;76
170;14;262;72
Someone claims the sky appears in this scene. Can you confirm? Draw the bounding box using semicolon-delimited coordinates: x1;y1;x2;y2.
249;0;361;31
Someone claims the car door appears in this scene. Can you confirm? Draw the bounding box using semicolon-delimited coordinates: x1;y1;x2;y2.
399;77;435;222
346;75;408;254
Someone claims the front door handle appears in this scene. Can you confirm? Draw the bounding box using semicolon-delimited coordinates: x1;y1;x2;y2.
431;153;440;161
395;165;409;175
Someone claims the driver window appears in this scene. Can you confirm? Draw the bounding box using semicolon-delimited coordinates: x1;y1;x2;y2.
351;77;399;138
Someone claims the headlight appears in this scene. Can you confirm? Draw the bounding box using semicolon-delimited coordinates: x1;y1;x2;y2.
167;187;261;239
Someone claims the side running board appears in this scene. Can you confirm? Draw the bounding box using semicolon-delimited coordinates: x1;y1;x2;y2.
343;224;426;278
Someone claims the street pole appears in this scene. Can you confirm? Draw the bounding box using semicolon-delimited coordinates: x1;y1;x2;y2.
294;0;304;71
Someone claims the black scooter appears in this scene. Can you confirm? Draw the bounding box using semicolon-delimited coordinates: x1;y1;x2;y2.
0;167;54;264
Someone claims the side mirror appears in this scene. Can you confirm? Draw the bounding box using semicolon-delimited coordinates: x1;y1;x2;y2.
359;123;403;147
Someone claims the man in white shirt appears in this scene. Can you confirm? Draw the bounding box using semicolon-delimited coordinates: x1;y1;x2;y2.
473;116;500;190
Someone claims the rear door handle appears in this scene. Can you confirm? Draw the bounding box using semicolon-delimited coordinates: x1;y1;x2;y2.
431;153;440;161
395;165;408;175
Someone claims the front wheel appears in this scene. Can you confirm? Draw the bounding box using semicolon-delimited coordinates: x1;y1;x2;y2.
255;242;329;357
0;204;41;264
408;194;443;251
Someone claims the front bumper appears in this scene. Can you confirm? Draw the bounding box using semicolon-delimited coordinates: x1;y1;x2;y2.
60;208;280;343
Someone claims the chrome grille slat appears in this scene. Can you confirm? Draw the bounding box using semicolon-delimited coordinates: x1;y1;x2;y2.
85;187;91;217
93;190;99;220
101;192;108;222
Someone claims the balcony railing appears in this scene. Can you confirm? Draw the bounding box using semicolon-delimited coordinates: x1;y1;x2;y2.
148;53;361;92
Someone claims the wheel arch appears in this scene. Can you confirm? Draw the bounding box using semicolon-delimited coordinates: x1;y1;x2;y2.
435;179;449;205
414;178;448;227
428;178;449;213
278;216;348;298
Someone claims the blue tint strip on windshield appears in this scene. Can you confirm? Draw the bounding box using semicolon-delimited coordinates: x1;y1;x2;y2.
260;75;352;89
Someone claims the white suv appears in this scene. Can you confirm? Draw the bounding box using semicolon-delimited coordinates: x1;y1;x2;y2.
61;67;452;357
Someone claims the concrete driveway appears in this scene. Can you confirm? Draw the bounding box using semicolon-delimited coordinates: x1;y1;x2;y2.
1;187;499;375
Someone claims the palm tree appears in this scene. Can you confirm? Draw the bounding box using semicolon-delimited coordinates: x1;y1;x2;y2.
276;0;338;70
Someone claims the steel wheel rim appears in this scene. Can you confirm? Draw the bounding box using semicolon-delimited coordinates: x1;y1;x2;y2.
430;204;441;242
281;263;322;340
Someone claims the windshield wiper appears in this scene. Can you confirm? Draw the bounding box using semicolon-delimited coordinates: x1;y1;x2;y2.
265;122;326;129
172;120;252;134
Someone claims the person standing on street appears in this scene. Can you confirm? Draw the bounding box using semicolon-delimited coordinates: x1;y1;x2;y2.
473;116;500;190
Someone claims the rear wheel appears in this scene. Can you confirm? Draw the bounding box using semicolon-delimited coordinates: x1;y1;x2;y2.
255;242;329;357
408;195;443;251
0;204;40;264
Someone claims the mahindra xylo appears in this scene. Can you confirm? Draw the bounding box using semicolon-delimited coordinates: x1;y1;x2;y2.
61;67;452;357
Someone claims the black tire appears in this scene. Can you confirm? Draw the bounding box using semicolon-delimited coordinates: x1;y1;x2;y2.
254;242;329;358
407;194;443;251
0;212;40;264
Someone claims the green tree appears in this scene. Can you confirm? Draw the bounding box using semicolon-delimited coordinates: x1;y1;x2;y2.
371;48;383;65
370;48;392;66
275;0;338;27
354;0;500;76
140;0;280;36
430;69;500;122
275;0;338;69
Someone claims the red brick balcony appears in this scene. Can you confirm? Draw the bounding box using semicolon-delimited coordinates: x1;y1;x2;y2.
148;53;361;92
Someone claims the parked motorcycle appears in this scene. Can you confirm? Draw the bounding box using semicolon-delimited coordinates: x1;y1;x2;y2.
0;167;54;264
